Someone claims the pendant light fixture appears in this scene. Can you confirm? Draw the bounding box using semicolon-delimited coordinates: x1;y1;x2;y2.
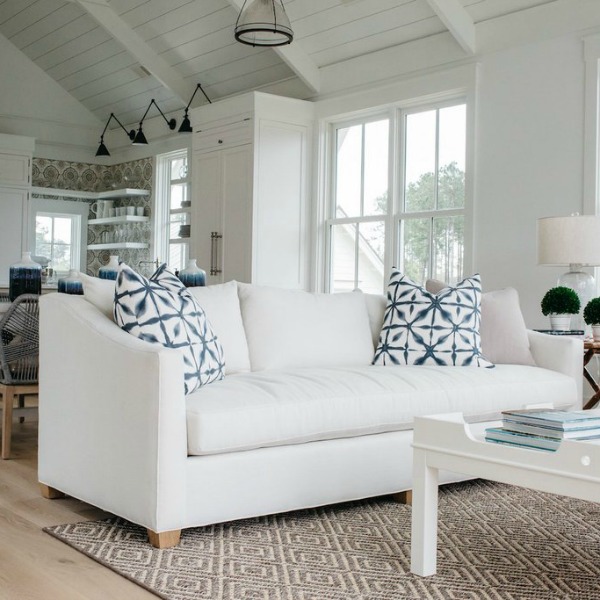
132;99;177;146
178;84;212;134
234;0;293;47
95;113;136;157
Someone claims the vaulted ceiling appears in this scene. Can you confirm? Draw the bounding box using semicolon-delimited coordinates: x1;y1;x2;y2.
0;0;558;128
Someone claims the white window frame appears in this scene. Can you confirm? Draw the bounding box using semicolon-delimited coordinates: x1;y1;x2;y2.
155;148;190;270
28;197;88;273
322;95;471;293
326;111;393;293
396;99;469;284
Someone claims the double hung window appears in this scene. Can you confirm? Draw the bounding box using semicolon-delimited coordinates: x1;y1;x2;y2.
155;149;190;272
326;101;467;293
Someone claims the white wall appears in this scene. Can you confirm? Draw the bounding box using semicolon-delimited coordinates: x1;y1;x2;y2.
0;33;100;161
474;35;585;328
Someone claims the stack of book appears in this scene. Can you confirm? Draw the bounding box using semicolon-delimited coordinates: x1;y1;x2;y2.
485;409;600;451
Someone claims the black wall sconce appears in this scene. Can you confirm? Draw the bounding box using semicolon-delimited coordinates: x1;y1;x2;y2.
179;84;212;133
95;113;136;157
132;98;177;146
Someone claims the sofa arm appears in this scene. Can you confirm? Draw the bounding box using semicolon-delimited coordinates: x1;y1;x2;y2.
38;293;188;532
527;330;583;408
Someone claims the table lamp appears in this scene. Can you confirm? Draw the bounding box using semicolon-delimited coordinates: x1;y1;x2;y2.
537;214;600;329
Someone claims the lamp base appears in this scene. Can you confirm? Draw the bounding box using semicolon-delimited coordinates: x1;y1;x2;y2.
558;263;595;332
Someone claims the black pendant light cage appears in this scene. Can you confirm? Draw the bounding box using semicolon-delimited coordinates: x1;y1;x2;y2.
235;0;293;47
133;98;177;146
95;113;136;157
179;84;212;133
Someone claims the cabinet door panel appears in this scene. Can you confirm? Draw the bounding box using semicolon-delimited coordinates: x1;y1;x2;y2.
254;122;307;289
192;152;221;282
221;145;252;283
0;188;27;285
0;153;30;187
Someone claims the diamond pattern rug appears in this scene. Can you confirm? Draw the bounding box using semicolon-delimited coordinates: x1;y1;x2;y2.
44;480;600;599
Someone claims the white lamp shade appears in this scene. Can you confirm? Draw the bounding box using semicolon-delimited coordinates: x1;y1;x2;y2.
537;215;600;266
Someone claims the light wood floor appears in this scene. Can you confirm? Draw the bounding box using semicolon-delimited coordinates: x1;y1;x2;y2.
0;420;155;600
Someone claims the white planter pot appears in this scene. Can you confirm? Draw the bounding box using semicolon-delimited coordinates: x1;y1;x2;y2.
592;325;600;342
549;314;571;331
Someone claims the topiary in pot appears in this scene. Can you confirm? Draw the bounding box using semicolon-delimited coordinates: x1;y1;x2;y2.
541;286;580;331
584;297;600;341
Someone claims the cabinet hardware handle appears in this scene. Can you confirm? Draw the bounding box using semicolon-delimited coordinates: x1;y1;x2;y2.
210;231;223;276
218;139;223;144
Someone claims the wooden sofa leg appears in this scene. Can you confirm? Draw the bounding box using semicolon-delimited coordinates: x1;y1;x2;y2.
40;484;66;499
147;529;182;549
392;490;413;505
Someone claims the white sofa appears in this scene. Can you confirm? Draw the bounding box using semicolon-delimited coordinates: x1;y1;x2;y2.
38;281;582;547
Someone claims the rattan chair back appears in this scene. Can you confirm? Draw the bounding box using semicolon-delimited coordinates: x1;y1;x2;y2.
0;294;39;385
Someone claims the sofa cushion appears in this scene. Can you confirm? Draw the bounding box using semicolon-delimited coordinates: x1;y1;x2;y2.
114;263;225;394
237;283;373;371
185;364;576;455
373;271;492;367
80;272;115;320
426;280;535;366
187;281;251;374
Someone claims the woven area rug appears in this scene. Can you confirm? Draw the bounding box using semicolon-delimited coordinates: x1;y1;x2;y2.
44;480;600;600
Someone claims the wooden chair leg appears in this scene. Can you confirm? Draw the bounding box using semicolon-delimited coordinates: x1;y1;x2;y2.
18;394;25;423
147;529;182;549
392;490;413;505
1;386;15;460
40;484;66;499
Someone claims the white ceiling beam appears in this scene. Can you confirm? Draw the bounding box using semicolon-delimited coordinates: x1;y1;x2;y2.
71;0;195;106
424;0;476;55
223;0;321;94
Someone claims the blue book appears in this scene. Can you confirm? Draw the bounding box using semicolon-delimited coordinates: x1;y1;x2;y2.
485;427;560;451
501;409;600;431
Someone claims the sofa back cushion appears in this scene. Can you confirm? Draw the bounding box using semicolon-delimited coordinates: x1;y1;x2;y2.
187;281;251;374
427;280;535;366
237;283;374;371
80;273;115;320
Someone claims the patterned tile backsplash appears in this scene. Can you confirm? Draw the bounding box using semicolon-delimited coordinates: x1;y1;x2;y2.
32;157;154;277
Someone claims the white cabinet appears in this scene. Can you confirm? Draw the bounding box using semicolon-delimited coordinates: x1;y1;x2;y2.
0;188;28;284
0;152;30;187
190;92;314;289
0;134;34;285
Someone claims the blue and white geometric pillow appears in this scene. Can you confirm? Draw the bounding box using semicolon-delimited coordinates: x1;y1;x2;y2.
373;270;493;368
114;263;225;394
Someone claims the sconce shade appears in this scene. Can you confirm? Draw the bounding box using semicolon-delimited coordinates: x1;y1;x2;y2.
235;0;293;47
178;114;193;133
537;215;600;266
95;139;110;157
132;128;148;146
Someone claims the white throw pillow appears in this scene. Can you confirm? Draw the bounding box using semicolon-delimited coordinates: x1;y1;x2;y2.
426;279;535;366
80;272;115;320
237;283;374;371
114;263;225;394
187;281;251;374
373;271;493;367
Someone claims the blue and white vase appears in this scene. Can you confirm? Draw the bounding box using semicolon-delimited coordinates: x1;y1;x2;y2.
178;259;206;287
99;255;119;280
58;269;83;295
9;252;42;301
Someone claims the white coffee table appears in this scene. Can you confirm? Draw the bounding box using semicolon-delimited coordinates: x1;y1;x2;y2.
410;412;600;577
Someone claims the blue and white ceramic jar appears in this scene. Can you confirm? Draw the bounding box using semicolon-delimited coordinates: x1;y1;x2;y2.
58;269;83;295
9;252;42;301
99;255;119;280
178;259;206;287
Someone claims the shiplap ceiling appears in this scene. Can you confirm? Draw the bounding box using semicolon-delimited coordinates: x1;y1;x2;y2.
0;0;558;128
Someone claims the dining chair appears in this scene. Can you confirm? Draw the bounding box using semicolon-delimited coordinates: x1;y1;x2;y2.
0;294;39;459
